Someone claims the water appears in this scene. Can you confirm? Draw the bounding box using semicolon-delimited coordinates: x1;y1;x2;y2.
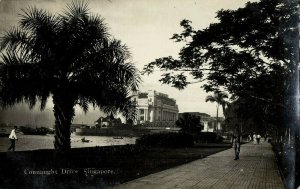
0;133;137;152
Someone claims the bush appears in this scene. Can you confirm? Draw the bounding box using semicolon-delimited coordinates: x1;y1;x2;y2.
196;132;224;143
136;132;194;147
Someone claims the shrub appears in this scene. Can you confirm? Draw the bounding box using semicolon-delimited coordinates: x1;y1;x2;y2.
136;132;194;147
196;132;224;143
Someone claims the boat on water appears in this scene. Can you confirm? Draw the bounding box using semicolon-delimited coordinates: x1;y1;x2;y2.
81;137;90;143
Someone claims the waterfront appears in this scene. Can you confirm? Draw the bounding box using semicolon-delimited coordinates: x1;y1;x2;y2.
0;133;137;152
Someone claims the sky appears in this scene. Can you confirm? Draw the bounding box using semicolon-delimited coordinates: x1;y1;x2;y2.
0;0;256;126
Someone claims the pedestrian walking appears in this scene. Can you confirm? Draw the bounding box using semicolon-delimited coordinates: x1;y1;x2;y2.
8;126;18;152
233;135;240;160
253;133;257;144
232;124;241;160
248;134;252;142
256;134;261;144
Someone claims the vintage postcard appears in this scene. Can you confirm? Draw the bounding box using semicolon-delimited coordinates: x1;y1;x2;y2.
0;0;298;188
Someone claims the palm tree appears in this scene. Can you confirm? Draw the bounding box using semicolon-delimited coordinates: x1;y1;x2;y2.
205;91;228;133
0;1;140;151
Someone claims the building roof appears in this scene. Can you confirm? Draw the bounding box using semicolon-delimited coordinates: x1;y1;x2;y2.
179;112;211;117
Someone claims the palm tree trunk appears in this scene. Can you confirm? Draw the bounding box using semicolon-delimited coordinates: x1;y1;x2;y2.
52;93;75;151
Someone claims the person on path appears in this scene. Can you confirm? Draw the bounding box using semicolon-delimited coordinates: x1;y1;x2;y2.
8;126;18;152
232;124;241;160
248;135;252;142
256;134;261;144
253;133;257;144
233;135;240;160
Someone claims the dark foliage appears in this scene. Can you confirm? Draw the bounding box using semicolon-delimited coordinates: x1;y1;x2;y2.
196;132;224;143
143;0;298;96
176;113;203;135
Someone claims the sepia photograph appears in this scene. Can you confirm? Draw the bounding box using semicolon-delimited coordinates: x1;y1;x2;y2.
0;0;299;188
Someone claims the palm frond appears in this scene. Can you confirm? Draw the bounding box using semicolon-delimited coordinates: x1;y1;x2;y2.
1;51;25;65
62;0;89;20
205;95;216;102
0;27;29;52
77;96;89;113
0;62;51;110
19;6;57;31
205;91;229;112
104;39;140;91
217;91;229;99
18;6;59;60
114;63;140;91
87;14;109;39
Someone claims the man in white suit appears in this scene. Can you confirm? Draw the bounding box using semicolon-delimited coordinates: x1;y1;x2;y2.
8;126;18;152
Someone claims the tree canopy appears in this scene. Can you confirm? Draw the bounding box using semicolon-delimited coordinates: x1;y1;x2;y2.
205;91;228;113
176;113;203;134
142;0;297;97
142;0;298;129
0;1;140;150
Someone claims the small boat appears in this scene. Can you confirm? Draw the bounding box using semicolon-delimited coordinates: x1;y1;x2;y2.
81;137;90;143
113;136;124;139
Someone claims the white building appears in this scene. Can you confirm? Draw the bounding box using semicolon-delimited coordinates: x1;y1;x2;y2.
133;90;179;127
203;117;224;132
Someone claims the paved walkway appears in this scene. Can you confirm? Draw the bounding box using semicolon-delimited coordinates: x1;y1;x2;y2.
113;142;284;189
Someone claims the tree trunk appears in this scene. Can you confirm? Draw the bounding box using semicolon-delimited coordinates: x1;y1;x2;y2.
52;93;75;151
283;2;299;187
216;104;219;134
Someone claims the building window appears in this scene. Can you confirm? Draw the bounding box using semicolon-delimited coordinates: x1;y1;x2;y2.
140;109;144;115
140;116;144;121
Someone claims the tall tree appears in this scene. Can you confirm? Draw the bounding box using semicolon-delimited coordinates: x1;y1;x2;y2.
143;0;297;100
0;1;140;151
142;0;298;186
205;91;228;133
176;113;202;135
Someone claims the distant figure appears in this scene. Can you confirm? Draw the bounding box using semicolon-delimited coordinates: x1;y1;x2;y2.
232;124;241;160
256;134;261;144
81;137;90;143
233;135;240;160
8;126;18;152
253;133;257;144
248;135;252;142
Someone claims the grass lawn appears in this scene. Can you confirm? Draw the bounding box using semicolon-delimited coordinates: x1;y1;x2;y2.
0;144;231;189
